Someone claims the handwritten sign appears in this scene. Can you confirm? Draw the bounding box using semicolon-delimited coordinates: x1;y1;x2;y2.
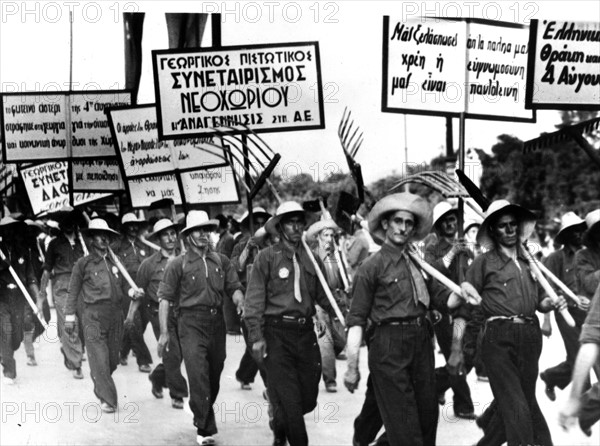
127;174;183;208
72;159;124;192
107;105;227;178
20;161;110;216
382;17;534;122
152;42;324;139
526;20;600;109
1;90;131;162
181;165;240;205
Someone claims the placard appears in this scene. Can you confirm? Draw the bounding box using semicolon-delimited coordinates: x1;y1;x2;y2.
526;20;600;109
382;16;535;122
20;161;110;216
127;174;183;208
181;165;240;205
72;159;124;192
1;90;132;163
152;42;324;139
107;104;227;178
0;162;16;193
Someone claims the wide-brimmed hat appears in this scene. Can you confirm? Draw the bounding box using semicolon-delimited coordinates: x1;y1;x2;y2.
306;218;339;241
82;218;120;237
121;213;147;226
25;219;46;234
555;212;586;245
181;211;219;236
147;218;179;240
476;199;536;248
368;192;433;243
463;218;482;234
433;201;458;228
582;209;600;247
238;207;272;226
265;201;305;235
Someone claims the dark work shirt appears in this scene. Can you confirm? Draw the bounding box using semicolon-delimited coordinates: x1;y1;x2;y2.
345;229;370;271
217;231;235;259
136;251;172;304
244;241;333;343
0;241;38;297
347;243;450;328
113;236;150;281
43;234;85;276
157;250;242;309
580;284;600;345
575;246;600;299
466;248;544;319
230;234;254;286
66;250;129;315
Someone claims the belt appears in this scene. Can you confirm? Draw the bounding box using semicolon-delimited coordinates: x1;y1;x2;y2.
487;315;535;325
377;315;427;327
180;305;222;315
265;315;313;327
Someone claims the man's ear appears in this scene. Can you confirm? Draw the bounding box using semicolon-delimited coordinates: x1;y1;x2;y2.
381;219;388;231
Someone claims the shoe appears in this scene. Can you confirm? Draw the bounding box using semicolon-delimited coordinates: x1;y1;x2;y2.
172;398;184;409
139;364;151;373
73;368;84;380
149;375;163;399
455;410;477;420
100;402;116;413
237;377;252;390
580;420;592;437
540;372;556;401
196;435;215;445
119;356;128;366
325;382;337;393
476;375;489;382
27;356;37;366
437;392;446;406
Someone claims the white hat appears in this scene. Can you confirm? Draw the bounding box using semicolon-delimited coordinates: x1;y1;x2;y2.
181;211;219;236
368;192;433;243
147;218;179;240
238;207;272;226
584;209;600;231
82;218;120;237
476;200;536;248
264;201;305;235
555;212;586;244
432;201;457;227
306;218;339;241
121;213;146;226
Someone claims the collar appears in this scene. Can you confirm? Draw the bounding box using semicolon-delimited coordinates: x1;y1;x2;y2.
379;242;410;266
490;246;528;268
184;248;220;264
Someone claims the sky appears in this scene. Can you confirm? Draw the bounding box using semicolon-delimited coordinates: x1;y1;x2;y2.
1;0;599;185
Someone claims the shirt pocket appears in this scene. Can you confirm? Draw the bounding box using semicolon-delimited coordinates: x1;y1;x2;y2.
209;267;225;292
84;264;109;300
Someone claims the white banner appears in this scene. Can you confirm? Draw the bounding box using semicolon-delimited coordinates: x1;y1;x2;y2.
181;166;240;205
72;159;124;191
127;174;182;208
152;42;324;139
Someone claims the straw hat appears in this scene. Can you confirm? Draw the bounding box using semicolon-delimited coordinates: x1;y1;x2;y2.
476;200;536;248
264;201;305;235
121;213;147;226
368;192;433;243
306;218;339;242
82;219;120;237
180;211;219;236
238;207;272;226
147;218;179;240
584;209;600;232
555;212;586;245
432;201;457;227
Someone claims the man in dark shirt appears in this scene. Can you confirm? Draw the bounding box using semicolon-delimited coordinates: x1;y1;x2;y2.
157;211;243;446
540;212;590;401
466;200;565;446
128;218;188;409
244;201;333;446
66;218;142;413
344;192;459;446
0;217;40;384
559;284;600;435
38;209;86;379
114;212;152;371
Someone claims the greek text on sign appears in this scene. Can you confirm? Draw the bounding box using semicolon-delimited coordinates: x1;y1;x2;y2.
525;20;600;109
20;161;110;216
152;42;324;139
182;165;239;205
72;159;124;192
382;17;533;122
1;91;131;162
108;105;227;178
127;174;182;208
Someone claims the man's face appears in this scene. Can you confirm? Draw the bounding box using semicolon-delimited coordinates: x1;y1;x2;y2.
382;210;415;247
465;225;480;243
62;223;75;235
158;228;178;251
563;227;584;248
318;228;335;252
189;227;213;248
492;213;518;248
91;232;110;251
125;224;139;237
439;212;458;238
281;214;305;243
254;216;267;229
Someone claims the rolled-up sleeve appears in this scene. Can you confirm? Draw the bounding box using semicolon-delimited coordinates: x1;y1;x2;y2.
244;250;269;343
347;263;375;328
